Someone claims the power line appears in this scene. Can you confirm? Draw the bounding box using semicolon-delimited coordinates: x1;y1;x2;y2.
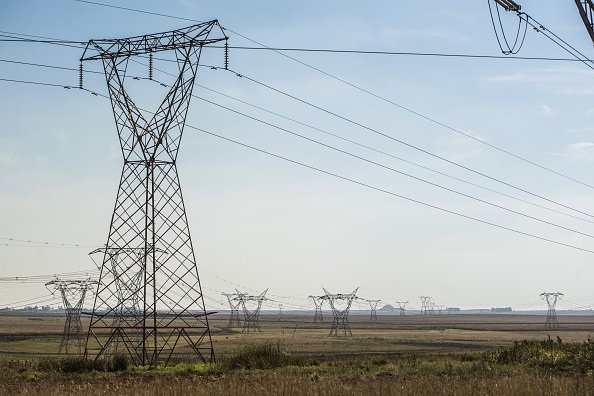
195;94;594;240
0;237;98;249
223;68;594;218
195;81;594;225
6;76;594;254
4;53;591;226
140;56;594;231
69;0;594;190
12;2;594;194
219;36;594;192
146;63;594;241
0;77;75;89
189;125;594;255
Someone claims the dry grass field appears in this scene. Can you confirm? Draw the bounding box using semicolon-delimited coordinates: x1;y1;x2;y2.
2;311;594;395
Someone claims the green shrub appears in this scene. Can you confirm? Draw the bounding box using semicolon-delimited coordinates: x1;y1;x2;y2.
490;337;594;373
109;353;129;372
221;341;303;370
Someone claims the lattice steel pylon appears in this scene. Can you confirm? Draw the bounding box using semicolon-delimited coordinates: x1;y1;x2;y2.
541;292;563;329
323;288;358;336
81;22;227;366
419;296;432;315
366;299;381;322
395;301;408;316
236;289;267;333
222;292;241;328
46;278;97;355
309;295;325;323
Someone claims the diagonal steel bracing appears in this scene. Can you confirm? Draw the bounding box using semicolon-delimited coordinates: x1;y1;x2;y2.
81;21;227;366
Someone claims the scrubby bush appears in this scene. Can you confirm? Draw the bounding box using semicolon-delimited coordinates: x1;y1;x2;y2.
491;336;594;373
221;341;303;370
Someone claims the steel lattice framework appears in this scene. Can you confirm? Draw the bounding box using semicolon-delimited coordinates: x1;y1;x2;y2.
365;299;381;322
235;289;268;333
46;278;97;355
222;292;242;329
309;295;325;323
323;288;358;337
395;301;408;316
419;296;432;315
81;21;227;366
541;292;563;329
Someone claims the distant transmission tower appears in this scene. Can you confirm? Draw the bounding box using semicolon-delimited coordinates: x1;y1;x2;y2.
323;288;358;336
395;301;408;316
366;299;381;322
46;278;97;355
222;292;241;328
309;295;325;323
81;22;227;366
419;296;432;315
541;292;563;329
236;289;268;333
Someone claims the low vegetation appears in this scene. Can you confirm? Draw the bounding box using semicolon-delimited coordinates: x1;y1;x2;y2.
2;339;594;395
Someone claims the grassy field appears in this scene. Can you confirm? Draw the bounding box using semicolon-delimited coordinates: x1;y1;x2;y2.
1;311;594;394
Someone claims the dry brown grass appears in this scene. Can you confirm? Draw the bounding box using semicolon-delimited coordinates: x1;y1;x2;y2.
1;312;594;395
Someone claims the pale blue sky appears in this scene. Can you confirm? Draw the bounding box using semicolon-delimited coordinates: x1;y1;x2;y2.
2;0;594;312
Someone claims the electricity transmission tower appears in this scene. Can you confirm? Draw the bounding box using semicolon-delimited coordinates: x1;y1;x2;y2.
235;289;268;333
309;295;325;323
419;296;432;315
323;288;358;336
395;301;408;316
541;292;563;329
365;299;381;322
46;278;97;355
81;22;227;366
222;292;241;329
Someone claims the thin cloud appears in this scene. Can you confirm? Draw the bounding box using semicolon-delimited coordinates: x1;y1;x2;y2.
564;142;594;162
539;104;555;117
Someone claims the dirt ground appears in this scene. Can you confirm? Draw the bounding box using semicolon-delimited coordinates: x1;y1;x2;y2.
1;311;593;359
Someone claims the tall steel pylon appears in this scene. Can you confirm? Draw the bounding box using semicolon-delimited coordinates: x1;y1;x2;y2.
309;295;325;323
365;299;381;322
235;289;268;333
81;22;227;366
323;288;358;336
419;296;432;315
46;278;97;355
395;301;408;316
222;292;242;329
541;292;563;329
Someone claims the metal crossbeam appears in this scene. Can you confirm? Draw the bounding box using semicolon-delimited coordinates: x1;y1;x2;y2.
81;22;226;61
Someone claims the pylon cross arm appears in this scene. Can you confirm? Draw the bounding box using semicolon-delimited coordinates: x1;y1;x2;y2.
81;21;227;61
